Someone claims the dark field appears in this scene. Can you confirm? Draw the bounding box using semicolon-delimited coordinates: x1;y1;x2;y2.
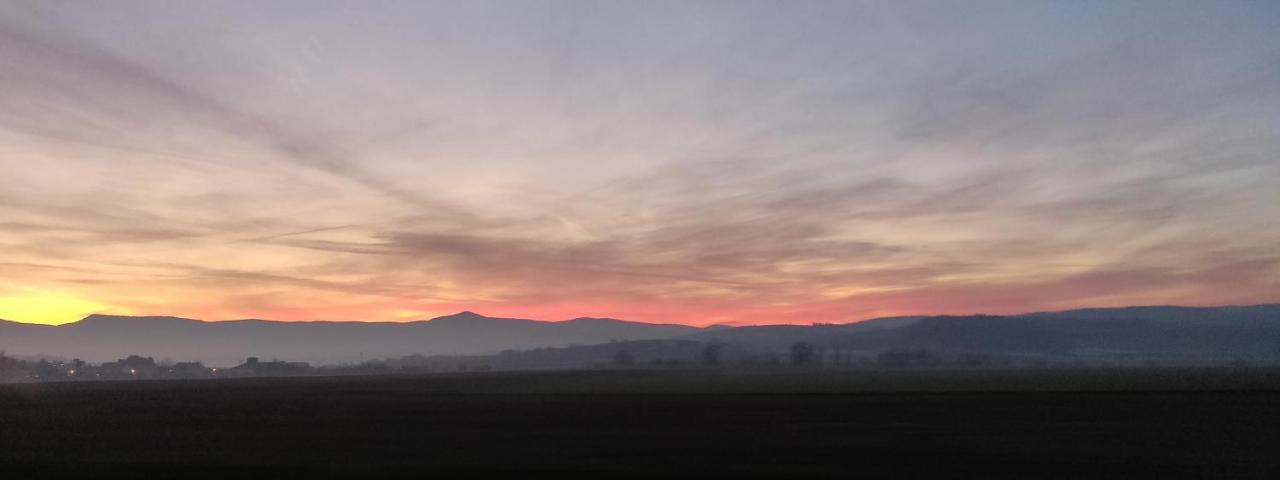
2;369;1279;479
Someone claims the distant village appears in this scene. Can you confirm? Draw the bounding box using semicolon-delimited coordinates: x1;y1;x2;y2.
0;353;319;382
1;340;1077;383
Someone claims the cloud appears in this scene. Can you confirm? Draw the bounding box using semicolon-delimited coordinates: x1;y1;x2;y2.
0;1;1277;324
0;18;468;217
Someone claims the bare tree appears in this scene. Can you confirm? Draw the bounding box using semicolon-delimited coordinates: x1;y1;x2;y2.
790;342;816;366
701;342;722;366
612;350;635;368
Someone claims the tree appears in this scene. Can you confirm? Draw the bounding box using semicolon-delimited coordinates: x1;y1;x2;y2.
790;342;816;366
612;350;635;368
701;342;722;366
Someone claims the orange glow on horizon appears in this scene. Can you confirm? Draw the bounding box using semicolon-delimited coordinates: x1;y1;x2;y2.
0;291;127;325
3;294;1278;327
1;266;1277;327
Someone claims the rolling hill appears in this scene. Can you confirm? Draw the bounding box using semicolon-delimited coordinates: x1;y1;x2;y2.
2;304;1277;368
0;311;701;366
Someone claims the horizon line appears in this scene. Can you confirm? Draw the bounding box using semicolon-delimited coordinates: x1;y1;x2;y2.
3;301;1277;328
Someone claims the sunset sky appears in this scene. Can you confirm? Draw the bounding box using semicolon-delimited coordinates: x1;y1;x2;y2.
1;1;1277;326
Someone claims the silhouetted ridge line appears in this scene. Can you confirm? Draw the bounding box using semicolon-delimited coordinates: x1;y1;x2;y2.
1;303;1276;368
0;311;703;366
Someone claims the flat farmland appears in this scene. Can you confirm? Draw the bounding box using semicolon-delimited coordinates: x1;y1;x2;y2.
2;369;1278;479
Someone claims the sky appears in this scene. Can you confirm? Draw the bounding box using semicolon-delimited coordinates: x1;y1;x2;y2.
0;0;1277;326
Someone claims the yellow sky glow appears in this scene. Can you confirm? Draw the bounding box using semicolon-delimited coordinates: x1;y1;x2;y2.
0;291;122;325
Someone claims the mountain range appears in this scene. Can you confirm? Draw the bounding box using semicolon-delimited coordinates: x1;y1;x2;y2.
0;311;702;366
1;304;1277;367
690;304;1280;363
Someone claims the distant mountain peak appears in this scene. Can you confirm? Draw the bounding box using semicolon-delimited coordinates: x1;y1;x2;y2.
76;314;197;324
427;311;503;324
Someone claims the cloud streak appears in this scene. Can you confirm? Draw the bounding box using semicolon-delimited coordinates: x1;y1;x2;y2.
0;1;1277;325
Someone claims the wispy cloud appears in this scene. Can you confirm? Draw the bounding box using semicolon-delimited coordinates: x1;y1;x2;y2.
0;1;1277;324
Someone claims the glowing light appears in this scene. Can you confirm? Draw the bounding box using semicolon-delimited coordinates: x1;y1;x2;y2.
0;291;118;325
392;309;428;320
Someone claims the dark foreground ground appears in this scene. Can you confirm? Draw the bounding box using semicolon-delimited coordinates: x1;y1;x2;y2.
2;369;1278;479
